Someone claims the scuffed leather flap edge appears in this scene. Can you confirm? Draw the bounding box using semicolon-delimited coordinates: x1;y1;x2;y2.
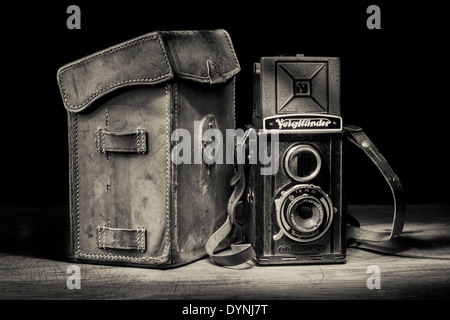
57;29;240;113
57;32;173;113
161;29;241;84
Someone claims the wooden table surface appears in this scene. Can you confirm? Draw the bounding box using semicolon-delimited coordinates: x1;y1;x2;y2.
1;204;449;300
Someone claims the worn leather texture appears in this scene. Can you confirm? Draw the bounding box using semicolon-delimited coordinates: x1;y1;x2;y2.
95;129;147;154
96;226;146;251
58;30;239;112
58;29;239;267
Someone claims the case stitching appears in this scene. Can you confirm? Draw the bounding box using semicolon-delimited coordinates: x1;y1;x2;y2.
139;129;146;153
100;227;106;249
74;85;172;263
223;31;240;70
96;129;147;153
58;35;172;111
95;129;103;153
95;226;146;251
172;83;178;259
59;31;239;110
176;31;239;81
137;228;145;252
178;69;237;81
135;130;140;153
163;83;172;260
73;114;81;254
95;129;100;152
136;129;145;153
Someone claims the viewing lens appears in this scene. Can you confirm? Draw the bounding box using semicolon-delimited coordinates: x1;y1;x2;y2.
284;145;321;182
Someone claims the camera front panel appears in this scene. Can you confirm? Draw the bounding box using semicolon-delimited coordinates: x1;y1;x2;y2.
243;132;346;265
245;55;346;265
255;56;341;122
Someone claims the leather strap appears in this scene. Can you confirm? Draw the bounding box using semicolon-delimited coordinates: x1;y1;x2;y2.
205;163;256;266
96;226;146;252
206;125;406;266
95;129;147;154
345;125;406;241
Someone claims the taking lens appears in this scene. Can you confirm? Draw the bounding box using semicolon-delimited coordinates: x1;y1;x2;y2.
274;184;333;243
289;198;323;233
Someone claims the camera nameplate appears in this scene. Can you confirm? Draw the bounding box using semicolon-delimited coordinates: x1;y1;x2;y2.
263;114;342;133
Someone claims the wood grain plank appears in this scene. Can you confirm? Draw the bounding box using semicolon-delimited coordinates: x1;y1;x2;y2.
1;204;449;299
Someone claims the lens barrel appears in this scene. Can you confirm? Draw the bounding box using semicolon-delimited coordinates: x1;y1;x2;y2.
275;184;333;242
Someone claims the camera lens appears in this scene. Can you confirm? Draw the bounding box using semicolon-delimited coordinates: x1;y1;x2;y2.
284;145;321;182
297;204;314;220
288;197;324;234
274;184;333;243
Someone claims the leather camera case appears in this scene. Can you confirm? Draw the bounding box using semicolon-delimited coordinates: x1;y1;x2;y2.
57;29;239;268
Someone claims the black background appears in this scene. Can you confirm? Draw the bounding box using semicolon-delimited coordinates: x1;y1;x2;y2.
1;1;447;206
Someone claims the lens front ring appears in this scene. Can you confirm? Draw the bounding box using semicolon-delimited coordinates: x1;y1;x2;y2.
287;195;325;233
274;184;333;243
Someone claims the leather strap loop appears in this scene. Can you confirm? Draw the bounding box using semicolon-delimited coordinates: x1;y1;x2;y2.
206;125;406;266
345;125;406;241
205;163;256;266
95;129;147;154
96;226;146;252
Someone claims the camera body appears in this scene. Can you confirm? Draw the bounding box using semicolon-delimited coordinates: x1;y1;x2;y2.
243;55;347;264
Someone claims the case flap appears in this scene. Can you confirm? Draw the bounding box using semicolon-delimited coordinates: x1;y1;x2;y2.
57;29;240;113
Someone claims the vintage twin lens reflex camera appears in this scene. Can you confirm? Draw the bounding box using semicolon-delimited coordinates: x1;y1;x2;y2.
243;55;346;264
